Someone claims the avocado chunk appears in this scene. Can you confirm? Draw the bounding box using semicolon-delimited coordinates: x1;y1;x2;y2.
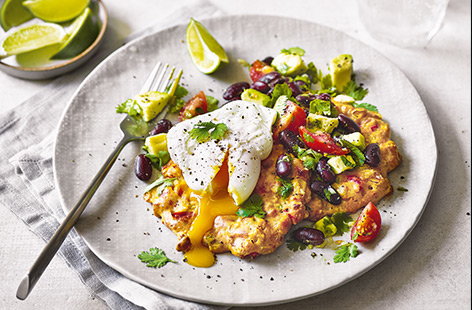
306;114;339;134
241;89;271;107
329;54;353;92
135;91;171;122
327;155;356;174
272;95;289;115
145;133;168;156
341;132;366;150
272;53;307;76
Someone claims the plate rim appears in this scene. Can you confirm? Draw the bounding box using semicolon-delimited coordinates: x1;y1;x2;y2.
52;14;438;306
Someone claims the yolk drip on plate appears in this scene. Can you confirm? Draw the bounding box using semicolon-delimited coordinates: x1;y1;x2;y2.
184;159;239;267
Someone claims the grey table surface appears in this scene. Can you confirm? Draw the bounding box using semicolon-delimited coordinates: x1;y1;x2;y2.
0;0;470;309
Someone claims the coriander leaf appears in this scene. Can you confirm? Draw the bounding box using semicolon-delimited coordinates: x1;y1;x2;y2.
281;47;306;56
145;151;170;170
189;122;228;143
137;247;176;268
145;175;176;194
343;80;368;101
305;62;320;84
174;85;189;98
333;243;359;263
331;212;354;234
309;99;337;117
206;95;219;112
286;239;307;252
397;186;409;192
293;145;322;170
269;83;292;107
236;193;266;218
277;178;294;199
352;102;378;112
294;74;311;89
320;73;333;89
116;99;142;117
340;139;365;166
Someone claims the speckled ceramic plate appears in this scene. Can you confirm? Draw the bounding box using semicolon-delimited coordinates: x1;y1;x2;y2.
53;15;437;306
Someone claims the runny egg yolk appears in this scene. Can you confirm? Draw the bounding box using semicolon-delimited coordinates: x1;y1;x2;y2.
184;159;239;267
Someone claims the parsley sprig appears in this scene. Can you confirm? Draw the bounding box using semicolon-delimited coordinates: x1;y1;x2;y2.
137;247;176;268
333;243;359;263
339;139;365;166
236;193;266;218
352;102;378;112
189;121;228;143
116;99;142;117
286;239;307;252
145;174;176;194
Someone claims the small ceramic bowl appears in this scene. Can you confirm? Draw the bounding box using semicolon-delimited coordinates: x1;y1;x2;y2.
0;0;107;80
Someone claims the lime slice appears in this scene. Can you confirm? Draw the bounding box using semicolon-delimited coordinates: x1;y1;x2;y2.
51;7;98;59
0;0;34;31
1;23;66;55
22;0;89;23
186;18;229;74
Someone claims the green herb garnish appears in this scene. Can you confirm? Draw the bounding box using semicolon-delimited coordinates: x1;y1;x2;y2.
397;186;409;192
333;243;359;263
286;239;307;252
189;121;228;143
145;175;176;194
206;95;219;111
277;178;294;199
343;80;368;101
137;247;176;268
281;47;305;56
293;145;322;170
116;99;142;117
309;99;337;117
269;83;292;107
236;193;266;218
352;102;378;112
340;139;365;166
168;85;189;113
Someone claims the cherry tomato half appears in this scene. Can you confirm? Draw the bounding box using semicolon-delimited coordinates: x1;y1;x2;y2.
273;101;306;139
179;91;208;120
249;60;274;82
351;202;382;243
298;126;349;155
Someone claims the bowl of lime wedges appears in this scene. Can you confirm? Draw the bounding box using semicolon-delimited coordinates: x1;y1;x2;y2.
0;0;107;80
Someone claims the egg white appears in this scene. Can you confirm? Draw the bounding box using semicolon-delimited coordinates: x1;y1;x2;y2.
167;100;277;205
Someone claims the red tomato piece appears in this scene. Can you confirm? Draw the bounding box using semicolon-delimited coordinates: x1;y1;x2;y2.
273;101;306;138
179;91;208;120
249;60;274;82
298;126;349;155
351;202;382;243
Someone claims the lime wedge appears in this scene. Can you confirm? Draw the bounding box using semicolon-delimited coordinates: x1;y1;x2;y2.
22;0;89;23
0;0;34;31
51;7;98;59
16;43;61;67
186;18;229;74
1;23;66;55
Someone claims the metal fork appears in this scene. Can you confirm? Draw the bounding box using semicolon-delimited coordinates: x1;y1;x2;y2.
16;62;183;300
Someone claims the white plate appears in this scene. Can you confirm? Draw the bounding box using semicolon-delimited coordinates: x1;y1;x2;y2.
54;15;437;306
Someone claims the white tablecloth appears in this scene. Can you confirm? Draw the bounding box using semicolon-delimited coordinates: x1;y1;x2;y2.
0;0;470;309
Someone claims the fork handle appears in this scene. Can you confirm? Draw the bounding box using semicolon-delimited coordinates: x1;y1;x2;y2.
17;136;134;300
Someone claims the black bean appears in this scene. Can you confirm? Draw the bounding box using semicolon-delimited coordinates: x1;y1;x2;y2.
288;82;302;97
279;130;306;153
316;93;331;101
262;56;274;65
316;157;336;184
326;187;342;205
258;71;281;84
135;154;152;181
295;94;316;108
251;81;270;94
276;154;292;178
149;119;172;135
338;114;361;133
364;143;381;167
293;227;325;246
222;82;250;101
310;180;328;195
